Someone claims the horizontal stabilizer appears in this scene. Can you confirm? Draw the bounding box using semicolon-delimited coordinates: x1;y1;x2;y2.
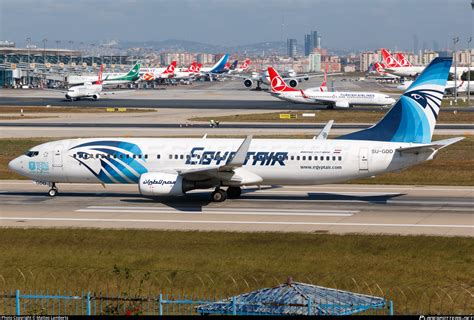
396;137;464;154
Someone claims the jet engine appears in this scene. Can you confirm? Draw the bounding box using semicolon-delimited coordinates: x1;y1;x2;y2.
139;172;184;196
92;94;100;100
139;172;216;197
335;101;350;108
288;79;298;88
243;79;253;88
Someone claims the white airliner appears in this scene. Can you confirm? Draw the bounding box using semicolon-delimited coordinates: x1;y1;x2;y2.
268;67;396;108
381;48;467;79
139;61;177;81
397;80;472;94
62;65;104;101
68;62;141;86
9;58;462;202
231;68;333;90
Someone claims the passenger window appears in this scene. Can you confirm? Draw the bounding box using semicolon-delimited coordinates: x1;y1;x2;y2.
73;154;77;159
119;154;123;159
338;156;342;161
308;156;312;161
326;156;330;161
186;155;190;160
169;154;172;160
174;154;178;160
126;155;130;159
180;155;184;160
157;154;161;159
113;154;117;159
296;156;300;161
144;155;148;159
302;156;306;161
332;156;336;161
290;156;294;160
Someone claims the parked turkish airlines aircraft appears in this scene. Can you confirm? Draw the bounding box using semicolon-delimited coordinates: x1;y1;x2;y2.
173;62;199;80
395;53;413;67
9;58;458;201
268;67;395;108
228;59;251;74
140;61;177;81
397;80;472;94
381;48;467;78
373;62;399;80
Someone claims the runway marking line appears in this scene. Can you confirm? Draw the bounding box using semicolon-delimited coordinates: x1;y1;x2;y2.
1;217;473;229
78;206;357;217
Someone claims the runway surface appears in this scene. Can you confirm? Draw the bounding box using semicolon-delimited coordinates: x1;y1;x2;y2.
1;122;472;130
1;97;473;112
1;181;472;236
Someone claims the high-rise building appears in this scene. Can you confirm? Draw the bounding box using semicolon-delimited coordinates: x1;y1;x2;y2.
287;38;297;57
312;31;318;49
304;34;313;56
309;52;321;72
316;35;321;49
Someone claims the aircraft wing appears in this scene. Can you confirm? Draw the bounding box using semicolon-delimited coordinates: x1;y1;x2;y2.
282;72;342;81
154;136;263;185
101;90;135;96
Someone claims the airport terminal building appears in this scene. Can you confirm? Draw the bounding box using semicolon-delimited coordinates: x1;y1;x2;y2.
0;45;130;87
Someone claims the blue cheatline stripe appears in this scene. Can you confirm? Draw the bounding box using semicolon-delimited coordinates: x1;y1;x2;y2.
100;159;129;184
106;157;140;183
90;148;147;175
70;140;143;155
211;54;229;73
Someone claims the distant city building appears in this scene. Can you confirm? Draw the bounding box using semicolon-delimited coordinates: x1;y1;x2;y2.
308;52;321;72
0;40;15;48
343;64;356;73
303;30;321;56
360;51;379;72
304;34;312;56
421;51;439;64
287;38;297;58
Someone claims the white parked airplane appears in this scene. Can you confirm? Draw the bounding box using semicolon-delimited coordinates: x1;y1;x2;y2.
68;62;141;86
9;58;461;202
62;65;104;101
140;61;177;81
381;48;468;79
397;79;472;94
268;67;396;108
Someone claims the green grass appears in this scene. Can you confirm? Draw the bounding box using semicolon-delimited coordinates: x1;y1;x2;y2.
190;109;474;123
0;229;472;314
1;136;472;185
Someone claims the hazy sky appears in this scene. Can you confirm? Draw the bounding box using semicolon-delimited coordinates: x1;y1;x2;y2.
1;0;472;51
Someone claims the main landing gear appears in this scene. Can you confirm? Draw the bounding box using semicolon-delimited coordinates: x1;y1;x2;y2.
211;187;242;202
48;183;58;197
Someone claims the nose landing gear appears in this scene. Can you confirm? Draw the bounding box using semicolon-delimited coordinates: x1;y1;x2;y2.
48;183;58;197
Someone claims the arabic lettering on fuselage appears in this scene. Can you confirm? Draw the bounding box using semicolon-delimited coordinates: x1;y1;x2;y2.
185;147;287;166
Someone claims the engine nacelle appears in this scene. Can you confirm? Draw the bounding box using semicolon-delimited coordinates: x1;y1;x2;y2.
288;79;298;88
243;79;253;88
335;101;350;108
139;172;184;196
92;94;100;100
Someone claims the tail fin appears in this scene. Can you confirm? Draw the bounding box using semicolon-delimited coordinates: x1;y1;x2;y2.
338;57;452;144
267;67;298;92
95;64;104;84
163;61;176;74
230;60;238;70
210;54;229;73
126;61;141;77
240;58;250;69
381;48;401;68
196;63;202;72
319;64;328;92
187;62;197;72
396;53;412;67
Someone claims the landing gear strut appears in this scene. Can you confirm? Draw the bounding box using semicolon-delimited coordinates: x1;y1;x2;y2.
226;186;242;199
211;188;227;202
48;183;58;197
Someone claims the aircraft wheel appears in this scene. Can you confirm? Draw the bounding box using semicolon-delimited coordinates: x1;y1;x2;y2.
226;186;242;199
211;189;227;202
48;187;58;197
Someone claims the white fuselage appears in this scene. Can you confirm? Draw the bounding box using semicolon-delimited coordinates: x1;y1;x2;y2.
65;83;102;100
9;138;433;187
385;66;468;78
68;73;130;86
272;89;396;107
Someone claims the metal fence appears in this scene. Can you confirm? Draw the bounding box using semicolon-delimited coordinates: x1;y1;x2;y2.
1;290;393;316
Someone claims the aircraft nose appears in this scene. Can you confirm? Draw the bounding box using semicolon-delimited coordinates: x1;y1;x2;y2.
8;156;24;174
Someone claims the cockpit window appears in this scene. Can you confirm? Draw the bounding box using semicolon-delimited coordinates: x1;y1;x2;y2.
25;151;39;157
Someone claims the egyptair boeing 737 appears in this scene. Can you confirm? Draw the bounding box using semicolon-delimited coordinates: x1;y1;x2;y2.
9;58;461;202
